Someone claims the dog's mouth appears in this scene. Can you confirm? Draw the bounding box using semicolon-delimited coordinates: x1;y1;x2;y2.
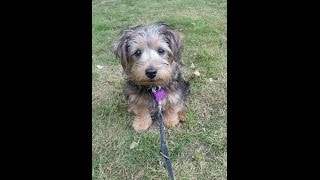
148;79;157;82
137;79;165;86
143;79;160;84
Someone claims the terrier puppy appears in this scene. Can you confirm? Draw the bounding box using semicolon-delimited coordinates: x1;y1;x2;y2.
115;23;189;132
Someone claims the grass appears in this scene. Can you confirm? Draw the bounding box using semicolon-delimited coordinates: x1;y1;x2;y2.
92;0;227;179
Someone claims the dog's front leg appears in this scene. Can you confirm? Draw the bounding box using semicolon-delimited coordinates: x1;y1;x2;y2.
163;104;183;128
129;104;152;132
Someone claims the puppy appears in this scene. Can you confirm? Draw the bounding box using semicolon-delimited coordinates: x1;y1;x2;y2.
115;23;189;132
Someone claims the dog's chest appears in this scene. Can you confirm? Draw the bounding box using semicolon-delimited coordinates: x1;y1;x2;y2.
128;89;181;112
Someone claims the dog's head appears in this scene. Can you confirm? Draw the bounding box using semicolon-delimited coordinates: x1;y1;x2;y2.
115;23;183;86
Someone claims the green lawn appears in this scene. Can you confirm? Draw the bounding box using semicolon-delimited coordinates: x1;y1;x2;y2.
92;0;227;179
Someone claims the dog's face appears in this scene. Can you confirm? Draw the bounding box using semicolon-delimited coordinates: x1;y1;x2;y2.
115;23;183;86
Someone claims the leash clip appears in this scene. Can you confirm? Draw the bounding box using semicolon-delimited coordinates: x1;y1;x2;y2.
158;101;162;112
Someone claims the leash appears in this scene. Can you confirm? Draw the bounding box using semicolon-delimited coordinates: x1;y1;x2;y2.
152;87;175;180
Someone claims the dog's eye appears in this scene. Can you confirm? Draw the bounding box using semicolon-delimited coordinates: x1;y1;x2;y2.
134;50;141;57
158;48;165;55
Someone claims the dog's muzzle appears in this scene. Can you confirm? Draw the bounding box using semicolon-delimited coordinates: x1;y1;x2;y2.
145;68;157;79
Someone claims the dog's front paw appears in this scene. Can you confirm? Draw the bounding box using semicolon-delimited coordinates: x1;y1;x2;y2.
178;111;187;122
164;117;179;128
132;116;152;132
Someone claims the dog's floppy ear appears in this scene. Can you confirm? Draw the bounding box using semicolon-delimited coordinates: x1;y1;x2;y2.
159;23;183;62
114;29;134;71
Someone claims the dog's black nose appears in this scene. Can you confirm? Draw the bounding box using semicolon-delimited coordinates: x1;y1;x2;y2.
145;68;157;79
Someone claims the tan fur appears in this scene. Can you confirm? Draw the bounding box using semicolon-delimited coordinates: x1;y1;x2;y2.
129;104;152;131
163;103;184;127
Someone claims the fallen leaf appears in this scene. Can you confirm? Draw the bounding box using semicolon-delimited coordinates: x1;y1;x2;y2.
129;141;139;149
193;70;200;76
96;65;103;69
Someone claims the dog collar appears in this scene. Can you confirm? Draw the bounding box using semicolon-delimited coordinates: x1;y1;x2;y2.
152;86;167;103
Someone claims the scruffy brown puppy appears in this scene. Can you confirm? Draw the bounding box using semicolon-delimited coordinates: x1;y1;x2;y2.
115;23;189;132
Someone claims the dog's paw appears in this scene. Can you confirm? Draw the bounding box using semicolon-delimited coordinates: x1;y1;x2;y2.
132;117;152;132
178;111;187;122
164;117;179;128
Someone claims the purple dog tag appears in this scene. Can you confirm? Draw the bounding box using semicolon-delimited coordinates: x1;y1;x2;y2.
153;88;167;102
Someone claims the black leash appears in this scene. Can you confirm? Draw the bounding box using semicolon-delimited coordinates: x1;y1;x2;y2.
157;102;175;180
152;86;175;180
